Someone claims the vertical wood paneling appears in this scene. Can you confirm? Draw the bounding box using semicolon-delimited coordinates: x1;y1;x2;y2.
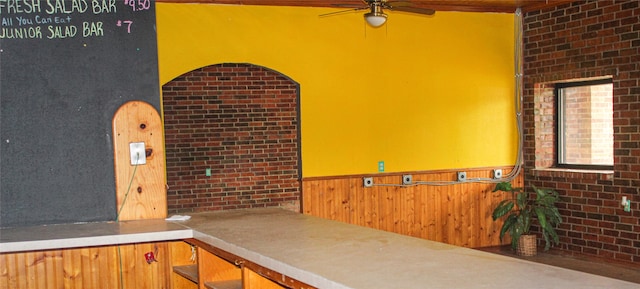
443;183;454;245
432;183;443;242
0;242;170;289
469;183;480;247
302;167;522;248
49;251;64;289
403;186;415;236
457;185;468;246
63;249;79;288
101;247;119;289
80;248;94;288
379;186;390;233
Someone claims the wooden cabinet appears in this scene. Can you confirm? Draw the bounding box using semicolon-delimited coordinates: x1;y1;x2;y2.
170;241;199;289
169;240;312;289
1;239;312;289
198;247;242;289
170;240;242;289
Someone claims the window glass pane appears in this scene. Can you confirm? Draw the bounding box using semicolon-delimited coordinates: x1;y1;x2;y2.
559;82;613;166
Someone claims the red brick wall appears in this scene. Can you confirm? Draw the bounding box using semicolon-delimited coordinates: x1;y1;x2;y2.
523;1;639;262
561;84;613;165
162;63;300;213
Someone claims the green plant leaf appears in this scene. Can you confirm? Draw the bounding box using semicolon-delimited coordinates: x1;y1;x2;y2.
492;200;515;220
533;185;546;200
492;183;562;251
493;182;513;192
516;190;528;209
509;221;524;250
541;223;560;251
541;230;551;250
499;214;518;242
544;207;561;225
548;226;559;244
533;192;562;251
518;211;531;234
534;207;548;228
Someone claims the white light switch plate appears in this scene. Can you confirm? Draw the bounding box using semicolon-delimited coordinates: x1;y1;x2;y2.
129;142;147;165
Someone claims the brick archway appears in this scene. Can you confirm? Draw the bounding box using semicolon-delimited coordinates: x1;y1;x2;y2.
162;63;300;213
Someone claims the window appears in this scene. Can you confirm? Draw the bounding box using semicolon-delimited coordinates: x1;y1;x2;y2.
555;79;613;170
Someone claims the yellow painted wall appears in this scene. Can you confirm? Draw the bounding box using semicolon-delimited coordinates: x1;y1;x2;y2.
156;3;516;177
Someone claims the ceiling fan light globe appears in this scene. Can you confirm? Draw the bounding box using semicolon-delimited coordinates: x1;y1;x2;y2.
364;12;387;27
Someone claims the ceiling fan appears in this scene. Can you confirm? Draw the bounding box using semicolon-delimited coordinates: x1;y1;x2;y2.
320;0;436;27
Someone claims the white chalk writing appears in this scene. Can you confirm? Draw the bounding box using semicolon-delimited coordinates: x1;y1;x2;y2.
0;0;139;39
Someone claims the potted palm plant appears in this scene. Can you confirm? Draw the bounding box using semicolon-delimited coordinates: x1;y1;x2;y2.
491;182;562;256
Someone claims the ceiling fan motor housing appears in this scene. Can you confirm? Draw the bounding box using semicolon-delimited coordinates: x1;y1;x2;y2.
364;1;388;27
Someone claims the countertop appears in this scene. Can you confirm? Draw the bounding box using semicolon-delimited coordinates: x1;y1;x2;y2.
1;208;638;289
178;208;640;289
0;218;192;252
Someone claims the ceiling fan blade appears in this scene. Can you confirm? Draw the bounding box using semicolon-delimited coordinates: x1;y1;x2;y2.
333;3;370;8
319;7;368;17
387;5;436;15
384;1;413;7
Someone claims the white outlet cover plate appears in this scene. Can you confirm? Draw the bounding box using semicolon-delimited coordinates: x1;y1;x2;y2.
129;142;147;165
403;175;412;185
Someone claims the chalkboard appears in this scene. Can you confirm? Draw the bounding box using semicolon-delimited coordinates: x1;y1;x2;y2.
0;0;160;228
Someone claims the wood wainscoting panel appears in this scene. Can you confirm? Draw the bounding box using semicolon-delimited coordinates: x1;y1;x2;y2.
302;167;522;248
1;247;117;289
0;242;171;289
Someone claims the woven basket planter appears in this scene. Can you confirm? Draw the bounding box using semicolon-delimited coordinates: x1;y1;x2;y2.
517;234;537;256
